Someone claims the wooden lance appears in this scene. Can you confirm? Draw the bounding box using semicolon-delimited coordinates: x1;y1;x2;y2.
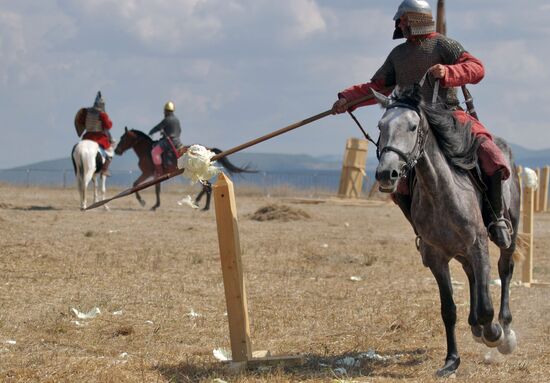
85;89;390;210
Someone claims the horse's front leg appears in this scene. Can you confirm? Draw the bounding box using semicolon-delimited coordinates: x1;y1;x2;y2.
470;239;504;347
456;256;482;343
425;250;460;377
151;183;161;211
133;174;149;207
496;245;517;354
99;174;109;210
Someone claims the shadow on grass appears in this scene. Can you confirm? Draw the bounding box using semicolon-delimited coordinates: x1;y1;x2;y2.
0;204;60;211
156;348;429;382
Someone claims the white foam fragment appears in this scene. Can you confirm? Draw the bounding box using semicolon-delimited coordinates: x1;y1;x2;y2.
112;310;123;316
178;145;220;183
177;195;199;209
523;167;539;189
187;309;201;318
213;348;231;361
71;307;101;320
350;276;362;282
4;340;16;345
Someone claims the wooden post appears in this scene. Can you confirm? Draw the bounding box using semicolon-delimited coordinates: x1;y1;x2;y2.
214;173;252;363
534;168;541;212
516;166;523;212
213;173;306;368
539;166;549;212
338;138;368;199
521;186;534;285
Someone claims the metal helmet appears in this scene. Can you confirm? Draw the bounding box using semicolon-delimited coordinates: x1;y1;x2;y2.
164;101;175;112
93;91;105;111
393;0;432;21
392;0;435;39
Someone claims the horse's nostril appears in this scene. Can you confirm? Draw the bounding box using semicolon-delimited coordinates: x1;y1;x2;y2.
391;169;399;180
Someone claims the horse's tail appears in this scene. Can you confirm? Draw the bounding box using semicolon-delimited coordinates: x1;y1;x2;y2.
210;148;257;174
73;141;100;182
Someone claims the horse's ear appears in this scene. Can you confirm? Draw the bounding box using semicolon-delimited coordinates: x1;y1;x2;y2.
125;126;128;132
371;89;391;108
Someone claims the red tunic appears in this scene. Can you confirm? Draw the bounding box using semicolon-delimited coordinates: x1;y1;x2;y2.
82;111;113;150
338;34;509;179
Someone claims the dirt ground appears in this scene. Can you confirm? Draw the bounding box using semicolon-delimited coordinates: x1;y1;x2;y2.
0;182;549;383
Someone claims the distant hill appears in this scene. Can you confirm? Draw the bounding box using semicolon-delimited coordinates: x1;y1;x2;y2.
3;144;550;173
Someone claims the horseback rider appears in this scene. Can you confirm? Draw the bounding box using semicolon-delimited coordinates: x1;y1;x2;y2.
148;101;183;177
79;91;114;176
331;0;512;249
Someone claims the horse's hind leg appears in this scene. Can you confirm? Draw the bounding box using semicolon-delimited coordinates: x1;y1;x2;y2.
78;178;86;210
151;183;161;211
426;254;460;377
203;183;212;211
496;246;517;354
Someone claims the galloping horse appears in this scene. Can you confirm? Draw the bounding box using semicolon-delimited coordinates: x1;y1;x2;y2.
115;128;253;210
372;85;520;377
72;140;110;210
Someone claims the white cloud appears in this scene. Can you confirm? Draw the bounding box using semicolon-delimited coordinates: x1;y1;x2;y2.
286;0;326;39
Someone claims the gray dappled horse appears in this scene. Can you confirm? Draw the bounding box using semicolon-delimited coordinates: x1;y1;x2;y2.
372;85;520;377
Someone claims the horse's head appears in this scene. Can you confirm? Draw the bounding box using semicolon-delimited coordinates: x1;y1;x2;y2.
373;85;426;193
115;127;139;155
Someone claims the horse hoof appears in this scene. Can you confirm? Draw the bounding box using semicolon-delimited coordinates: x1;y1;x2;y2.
482;324;504;348
435;357;460;378
471;326;483;344
497;329;517;355
139;200;146;207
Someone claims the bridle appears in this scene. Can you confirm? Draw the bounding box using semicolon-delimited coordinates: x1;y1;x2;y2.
376;102;427;178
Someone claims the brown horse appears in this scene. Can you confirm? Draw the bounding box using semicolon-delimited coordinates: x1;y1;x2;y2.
115;127;254;211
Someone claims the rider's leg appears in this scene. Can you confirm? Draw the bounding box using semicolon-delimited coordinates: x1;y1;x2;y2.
477;139;512;249
151;145;164;177
101;156;112;177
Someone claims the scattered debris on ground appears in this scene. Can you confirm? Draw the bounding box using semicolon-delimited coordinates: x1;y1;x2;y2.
249;203;310;222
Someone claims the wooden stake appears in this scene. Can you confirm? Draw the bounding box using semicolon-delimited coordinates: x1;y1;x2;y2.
539;166;549;212
534;168;541;212
521;186;534;285
214;173;252;362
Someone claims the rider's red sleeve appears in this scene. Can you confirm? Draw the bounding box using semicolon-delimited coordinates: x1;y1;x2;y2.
441;52;485;88
338;78;390;111
99;112;113;130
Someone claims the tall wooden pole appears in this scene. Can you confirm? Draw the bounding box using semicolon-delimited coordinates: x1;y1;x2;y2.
436;0;447;35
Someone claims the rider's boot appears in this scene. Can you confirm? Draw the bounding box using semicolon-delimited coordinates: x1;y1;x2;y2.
101;157;112;177
486;169;512;249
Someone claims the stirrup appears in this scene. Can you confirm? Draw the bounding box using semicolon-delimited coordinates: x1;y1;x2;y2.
487;217;513;249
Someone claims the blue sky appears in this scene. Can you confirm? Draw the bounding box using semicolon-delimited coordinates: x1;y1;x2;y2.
1;0;549;168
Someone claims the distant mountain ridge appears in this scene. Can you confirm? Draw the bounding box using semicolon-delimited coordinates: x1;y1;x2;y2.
3;143;550;173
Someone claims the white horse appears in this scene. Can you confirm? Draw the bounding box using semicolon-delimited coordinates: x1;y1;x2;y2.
71;140;111;210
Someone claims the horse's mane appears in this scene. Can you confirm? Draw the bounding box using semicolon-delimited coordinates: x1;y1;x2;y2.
393;85;481;171
130;129;153;143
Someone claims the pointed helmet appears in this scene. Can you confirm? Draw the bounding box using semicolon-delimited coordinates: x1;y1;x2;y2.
93;91;105;111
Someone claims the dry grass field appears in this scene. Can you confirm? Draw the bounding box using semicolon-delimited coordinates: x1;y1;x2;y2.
1;181;549;383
